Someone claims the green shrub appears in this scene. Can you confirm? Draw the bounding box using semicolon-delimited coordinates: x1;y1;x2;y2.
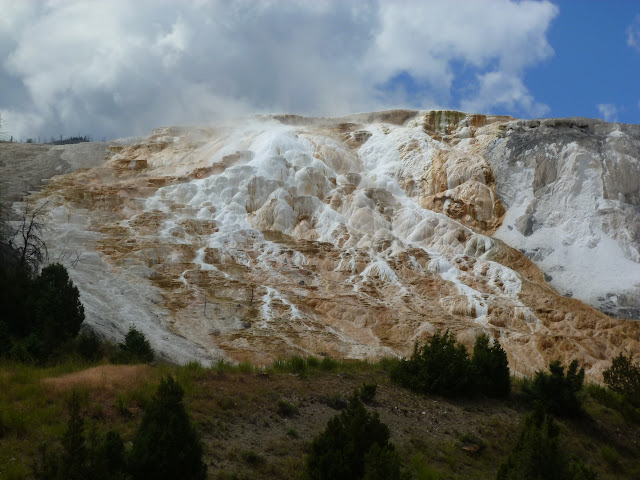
471;334;511;398
325;393;348;410
392;330;471;397
304;393;402;480
319;356;338;371
241;450;265;467
306;356;320;368
356;382;377;403
496;409;567;480
276;399;299;417
129;375;206;480
603;353;640;407
523;360;585;417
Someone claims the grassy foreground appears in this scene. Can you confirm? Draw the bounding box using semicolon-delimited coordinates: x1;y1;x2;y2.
1;357;639;479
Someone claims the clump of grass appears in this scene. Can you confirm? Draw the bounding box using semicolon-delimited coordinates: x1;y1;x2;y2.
306;356;320;369
276;399;299;417
356;382;377;403
237;362;255;374
325;393;347;410
214;360;236;374
218;396;236;411
241;449;266;466
267;355;381;376
286;428;299;438
272;356;308;375
319;356;338;371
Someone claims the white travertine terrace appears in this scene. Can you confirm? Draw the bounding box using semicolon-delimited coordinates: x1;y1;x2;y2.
4;110;640;379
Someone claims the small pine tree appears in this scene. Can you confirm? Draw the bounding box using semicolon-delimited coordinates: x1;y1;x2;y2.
524;360;585;417
129;376;206;480
471;334;511;398
304;393;401;480
119;327;154;363
603;353;640;407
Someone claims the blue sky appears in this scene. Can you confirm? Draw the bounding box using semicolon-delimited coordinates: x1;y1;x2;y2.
523;1;639;123
0;0;638;140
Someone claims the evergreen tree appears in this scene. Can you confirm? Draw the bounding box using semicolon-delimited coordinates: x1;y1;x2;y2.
119;327;154;363
524;360;585;417
392;330;472;397
37;263;84;356
497;409;567;480
129;376;206;480
471;334;511;398
304;393;401;480
603;353;640;407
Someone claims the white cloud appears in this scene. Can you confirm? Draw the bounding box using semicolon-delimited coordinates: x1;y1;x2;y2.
460;71;550;117
0;0;558;140
627;15;640;51
597;103;619;123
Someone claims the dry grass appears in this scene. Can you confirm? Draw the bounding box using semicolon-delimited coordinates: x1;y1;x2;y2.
42;364;153;392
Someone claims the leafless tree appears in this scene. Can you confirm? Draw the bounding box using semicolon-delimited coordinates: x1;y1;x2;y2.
9;200;49;273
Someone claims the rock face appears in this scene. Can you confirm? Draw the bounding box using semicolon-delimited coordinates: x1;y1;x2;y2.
1;111;639;378
484;118;640;320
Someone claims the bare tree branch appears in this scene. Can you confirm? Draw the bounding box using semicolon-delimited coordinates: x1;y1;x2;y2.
8;199;49;273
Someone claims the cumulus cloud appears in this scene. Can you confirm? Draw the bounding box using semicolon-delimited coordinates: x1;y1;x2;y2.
597;103;619;123
0;0;558;140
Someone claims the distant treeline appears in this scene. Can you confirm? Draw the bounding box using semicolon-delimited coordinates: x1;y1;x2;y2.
22;135;92;145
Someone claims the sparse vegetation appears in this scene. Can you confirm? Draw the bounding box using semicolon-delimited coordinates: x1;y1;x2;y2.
1;355;639;479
